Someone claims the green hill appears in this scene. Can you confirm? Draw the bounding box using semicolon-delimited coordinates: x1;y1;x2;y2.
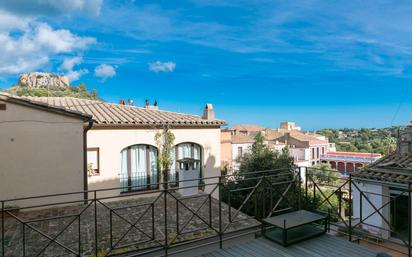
317;127;400;155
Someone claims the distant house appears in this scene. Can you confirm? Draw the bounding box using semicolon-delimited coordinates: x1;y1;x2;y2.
21;97;225;197
231;134;256;171
221;122;332;172
265;128;330;167
0;93;92;206
353;123;412;241
231;124;264;136
321;151;381;175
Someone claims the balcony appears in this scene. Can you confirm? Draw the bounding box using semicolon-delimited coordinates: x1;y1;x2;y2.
0;167;410;257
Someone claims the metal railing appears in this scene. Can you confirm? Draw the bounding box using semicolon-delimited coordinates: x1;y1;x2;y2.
2;167;411;256
305;166;412;256
0;168;299;257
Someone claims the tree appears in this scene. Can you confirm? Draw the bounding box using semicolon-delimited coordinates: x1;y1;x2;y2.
155;127;175;187
223;132;296;220
311;163;340;185
238;132;294;178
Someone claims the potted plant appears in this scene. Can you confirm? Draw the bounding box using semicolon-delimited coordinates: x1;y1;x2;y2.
155;127;175;189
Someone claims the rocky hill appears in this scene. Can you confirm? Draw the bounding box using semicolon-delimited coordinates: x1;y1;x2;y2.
18;72;70;88
3;72;99;99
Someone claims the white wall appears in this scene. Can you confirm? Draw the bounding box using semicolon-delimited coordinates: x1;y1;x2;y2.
231;142;252;171
352;182;390;238
0;101;85;207
87;127;221;197
289;148;311;162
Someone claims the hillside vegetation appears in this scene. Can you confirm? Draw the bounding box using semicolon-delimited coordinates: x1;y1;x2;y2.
317;127;400;155
3;83;99;100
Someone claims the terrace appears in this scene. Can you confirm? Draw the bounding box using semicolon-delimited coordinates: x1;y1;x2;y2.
1;167;410;257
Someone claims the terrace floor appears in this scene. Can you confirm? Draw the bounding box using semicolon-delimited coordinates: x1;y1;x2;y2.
198;234;379;257
1;192;259;257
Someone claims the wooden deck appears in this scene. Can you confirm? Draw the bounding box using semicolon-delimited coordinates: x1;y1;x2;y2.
198;234;380;257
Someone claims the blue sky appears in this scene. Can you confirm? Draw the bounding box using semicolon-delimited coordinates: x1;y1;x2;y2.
1;0;412;130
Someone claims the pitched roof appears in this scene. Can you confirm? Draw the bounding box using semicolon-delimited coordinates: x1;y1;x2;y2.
0;93;92;120
354;153;412;183
263;129;327;145
264;129;284;140
232;124;265;132
21;97;225;127
288;131;327;145
231;134;255;144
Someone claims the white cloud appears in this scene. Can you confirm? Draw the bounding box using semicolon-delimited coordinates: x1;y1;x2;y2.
60;56;83;71
0;10;31;32
59;56;88;82
0;21;95;76
94;64;116;81
65;69;89;82
149;61;176;73
0;1;99;79
36;23;95;52
0;0;102;17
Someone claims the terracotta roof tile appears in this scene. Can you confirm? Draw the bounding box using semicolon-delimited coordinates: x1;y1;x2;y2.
0;93;91;120
354;153;412;183
231;134;255;144
22;97;225;127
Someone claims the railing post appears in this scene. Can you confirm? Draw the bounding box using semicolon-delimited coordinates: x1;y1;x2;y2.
109;210;113;249
359;189;363;223
261;176;265;220
209;194;212;227
298;167;302;210
78;215;81;255
94;191;98;257
152;203;155;240
1;201;4;257
176;199;180;235
218;176;223;249
305;167;308;206
313;178;316;210
164;183;168;256
338;187;342;219
349;174;352;242
22;223;25;257
408;182;411;257
228;190;232;223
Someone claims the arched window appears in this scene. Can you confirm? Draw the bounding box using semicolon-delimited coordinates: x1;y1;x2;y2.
169;143;202;185
120;145;158;192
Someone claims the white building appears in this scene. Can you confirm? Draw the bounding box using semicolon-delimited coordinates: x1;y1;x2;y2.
230;134;255;172
2;95;225;200
0;93;92;206
352;123;412;241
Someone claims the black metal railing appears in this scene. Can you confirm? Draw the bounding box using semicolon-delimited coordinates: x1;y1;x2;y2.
305;166;412;257
0;168;298;257
2;167;412;257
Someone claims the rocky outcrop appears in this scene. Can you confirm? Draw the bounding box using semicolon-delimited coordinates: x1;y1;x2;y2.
18;72;69;88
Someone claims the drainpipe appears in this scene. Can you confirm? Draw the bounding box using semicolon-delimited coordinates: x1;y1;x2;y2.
83;119;94;203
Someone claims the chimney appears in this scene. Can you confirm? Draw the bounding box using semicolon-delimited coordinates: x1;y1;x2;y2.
202;103;215;120
144;99;159;110
398;123;412;155
119;99;125;105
